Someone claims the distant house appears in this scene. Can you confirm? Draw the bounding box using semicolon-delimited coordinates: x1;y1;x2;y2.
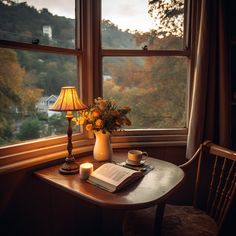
43;25;52;39
103;75;112;80
36;95;59;117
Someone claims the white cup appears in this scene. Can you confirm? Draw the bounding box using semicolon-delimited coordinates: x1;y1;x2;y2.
127;150;148;164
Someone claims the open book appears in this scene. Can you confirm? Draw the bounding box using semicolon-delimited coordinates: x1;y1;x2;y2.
87;163;144;193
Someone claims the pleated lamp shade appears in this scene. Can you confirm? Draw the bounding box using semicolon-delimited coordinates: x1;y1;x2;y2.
49;86;87;111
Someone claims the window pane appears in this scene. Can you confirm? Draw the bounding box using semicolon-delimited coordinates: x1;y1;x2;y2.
103;56;188;129
102;0;184;50
0;47;79;146
0;1;76;48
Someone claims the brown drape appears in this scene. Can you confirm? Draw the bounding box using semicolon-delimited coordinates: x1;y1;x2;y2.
186;0;230;159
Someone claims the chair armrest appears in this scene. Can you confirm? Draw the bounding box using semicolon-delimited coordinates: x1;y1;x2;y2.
179;145;201;170
166;146;202;205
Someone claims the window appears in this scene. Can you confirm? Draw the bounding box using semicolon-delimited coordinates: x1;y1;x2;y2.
101;0;190;130
0;0;192;166
0;0;80;147
0;0;76;48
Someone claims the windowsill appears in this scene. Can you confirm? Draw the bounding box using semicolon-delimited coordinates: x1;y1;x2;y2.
0;132;187;176
0;143;94;175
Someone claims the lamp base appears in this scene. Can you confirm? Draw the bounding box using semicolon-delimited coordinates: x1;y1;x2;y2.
59;158;79;175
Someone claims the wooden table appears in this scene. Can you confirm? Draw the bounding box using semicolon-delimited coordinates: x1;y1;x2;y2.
35;152;184;235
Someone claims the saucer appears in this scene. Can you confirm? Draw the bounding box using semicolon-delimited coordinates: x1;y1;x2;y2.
125;159;145;166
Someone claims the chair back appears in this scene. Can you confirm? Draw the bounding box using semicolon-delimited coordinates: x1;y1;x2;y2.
193;141;236;229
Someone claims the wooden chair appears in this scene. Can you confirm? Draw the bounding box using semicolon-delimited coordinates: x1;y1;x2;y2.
123;141;236;236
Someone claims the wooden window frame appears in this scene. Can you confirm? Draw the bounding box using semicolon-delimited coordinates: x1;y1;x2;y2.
0;0;192;174
94;0;192;137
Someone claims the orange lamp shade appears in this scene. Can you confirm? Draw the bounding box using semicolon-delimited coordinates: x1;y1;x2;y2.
49;86;87;111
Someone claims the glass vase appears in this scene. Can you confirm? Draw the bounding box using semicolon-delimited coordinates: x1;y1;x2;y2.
93;130;113;162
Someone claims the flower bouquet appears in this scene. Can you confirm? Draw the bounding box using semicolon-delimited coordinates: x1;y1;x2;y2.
73;97;131;161
73;97;131;133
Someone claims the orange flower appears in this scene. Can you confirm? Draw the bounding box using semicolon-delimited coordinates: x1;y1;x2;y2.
95;119;103;128
92;109;101;118
98;100;108;110
85;124;93;131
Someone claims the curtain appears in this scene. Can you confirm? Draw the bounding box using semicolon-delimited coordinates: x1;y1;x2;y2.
186;0;231;159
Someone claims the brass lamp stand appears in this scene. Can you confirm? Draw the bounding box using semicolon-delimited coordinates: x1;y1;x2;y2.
49;86;87;175
59;111;79;174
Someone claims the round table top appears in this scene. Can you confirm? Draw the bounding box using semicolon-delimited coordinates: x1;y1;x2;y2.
35;153;185;210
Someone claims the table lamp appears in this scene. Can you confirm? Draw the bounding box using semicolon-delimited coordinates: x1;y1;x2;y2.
49;86;87;175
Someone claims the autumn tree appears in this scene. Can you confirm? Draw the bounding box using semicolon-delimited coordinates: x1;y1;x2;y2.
103;32;187;128
0;48;42;144
104;59;187;128
148;0;184;37
17;118;41;141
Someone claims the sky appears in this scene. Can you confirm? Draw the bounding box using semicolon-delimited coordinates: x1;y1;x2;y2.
102;0;157;32
22;0;157;32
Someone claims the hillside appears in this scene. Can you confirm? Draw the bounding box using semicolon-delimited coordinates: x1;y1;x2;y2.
0;1;136;49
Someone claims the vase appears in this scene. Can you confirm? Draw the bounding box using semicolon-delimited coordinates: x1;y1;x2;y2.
93;130;113;162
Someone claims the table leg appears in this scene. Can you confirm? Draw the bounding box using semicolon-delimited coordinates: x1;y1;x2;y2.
154;203;166;235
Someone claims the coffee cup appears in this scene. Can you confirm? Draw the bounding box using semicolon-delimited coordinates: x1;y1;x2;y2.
127;150;148;164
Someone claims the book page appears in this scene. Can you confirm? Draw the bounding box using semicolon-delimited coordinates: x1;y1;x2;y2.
90;163;138;187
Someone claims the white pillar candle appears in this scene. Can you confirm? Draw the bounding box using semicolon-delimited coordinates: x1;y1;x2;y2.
79;163;94;180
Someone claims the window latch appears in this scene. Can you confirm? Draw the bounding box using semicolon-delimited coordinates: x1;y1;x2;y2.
142;45;148;51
